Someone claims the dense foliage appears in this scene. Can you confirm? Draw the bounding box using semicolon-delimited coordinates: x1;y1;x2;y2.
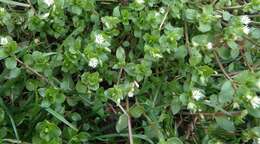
0;0;260;143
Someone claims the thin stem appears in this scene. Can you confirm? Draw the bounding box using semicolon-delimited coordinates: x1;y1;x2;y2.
243;36;260;48
213;51;233;81
126;98;134;144
116;68;123;85
159;7;170;31
15;57;49;84
26;0;36;13
240;46;254;72
114;67;133;144
213;50;237;89
222;5;245;10
184;21;191;56
118;103;128;115
2;139;31;144
181;111;241;116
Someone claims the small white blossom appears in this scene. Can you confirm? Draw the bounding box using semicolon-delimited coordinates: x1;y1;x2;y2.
159;7;165;14
250;96;260;109
192;88;205;101
128;88;135;97
128;81;139;97
43;0;54;7
95;34;105;45
136;0;144;4
240;15;251;25
207;42;213;50
242;26;250;35
88;58;99;68
0;37;8;45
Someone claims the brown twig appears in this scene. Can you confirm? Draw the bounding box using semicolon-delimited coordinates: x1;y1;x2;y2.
243;36;260;48
213;51;233;81
116;68;123;85
239;44;254;72
15;57;49;83
184;22;191;56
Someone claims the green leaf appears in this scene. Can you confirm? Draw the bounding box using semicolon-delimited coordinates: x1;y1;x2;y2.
130;105;144;118
167;137;183;144
171;100;181;115
215;116;235;132
198;22;211;33
9;67;21;79
116;114;128;133
248;108;260;118
223;11;232;21
116;47;125;61
251;28;260;39
251;127;260;137
184;9;197;21
0;49;8;60
0;108;5;123
4;57;16;69
113;6;121;17
44;108;78;131
218;81;234;104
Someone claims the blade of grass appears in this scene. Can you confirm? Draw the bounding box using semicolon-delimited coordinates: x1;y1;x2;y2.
0;0;30;7
95;133;154;144
2;139;31;144
44;107;78;131
0;97;20;141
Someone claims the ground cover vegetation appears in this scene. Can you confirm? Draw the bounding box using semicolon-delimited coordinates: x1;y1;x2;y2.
0;0;260;143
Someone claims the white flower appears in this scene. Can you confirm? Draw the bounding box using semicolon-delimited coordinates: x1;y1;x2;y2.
128;89;134;97
207;42;213;50
88;58;99;68
192;88;205;101
240;15;251;25
159;7;165;14
95;34;105;45
0;37;8;45
43;0;54;7
250;96;260;109
127;81;139;97
136;0;144;4
243;25;250;35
